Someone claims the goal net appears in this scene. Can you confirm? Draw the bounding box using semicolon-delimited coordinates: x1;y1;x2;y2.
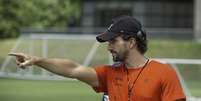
0;34;200;101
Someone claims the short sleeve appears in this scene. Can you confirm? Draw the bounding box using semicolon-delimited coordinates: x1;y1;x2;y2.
161;64;186;101
92;65;108;93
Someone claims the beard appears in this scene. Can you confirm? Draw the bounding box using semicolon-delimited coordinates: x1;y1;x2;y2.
111;50;128;62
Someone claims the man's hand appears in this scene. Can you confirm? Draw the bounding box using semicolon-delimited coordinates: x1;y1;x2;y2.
8;53;39;69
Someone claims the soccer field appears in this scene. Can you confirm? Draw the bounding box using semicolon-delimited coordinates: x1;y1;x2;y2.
0;78;200;101
0;37;201;100
0;78;102;101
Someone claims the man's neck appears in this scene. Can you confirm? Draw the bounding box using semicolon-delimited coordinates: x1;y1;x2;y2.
124;51;148;69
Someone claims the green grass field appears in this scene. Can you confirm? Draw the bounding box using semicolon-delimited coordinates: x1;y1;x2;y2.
0;78;102;101
0;37;201;101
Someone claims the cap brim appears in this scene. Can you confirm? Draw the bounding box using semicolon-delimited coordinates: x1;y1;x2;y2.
96;31;118;43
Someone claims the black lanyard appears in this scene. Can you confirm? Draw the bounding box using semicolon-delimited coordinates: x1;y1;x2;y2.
126;59;149;101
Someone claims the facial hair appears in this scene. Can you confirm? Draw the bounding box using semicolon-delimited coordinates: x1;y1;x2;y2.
111;49;128;62
113;53;124;62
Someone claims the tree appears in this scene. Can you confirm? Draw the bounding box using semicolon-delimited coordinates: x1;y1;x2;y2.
0;0;81;38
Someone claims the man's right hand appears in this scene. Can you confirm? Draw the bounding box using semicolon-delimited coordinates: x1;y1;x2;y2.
8;53;39;69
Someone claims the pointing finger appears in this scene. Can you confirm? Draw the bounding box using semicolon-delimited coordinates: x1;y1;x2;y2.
8;53;24;57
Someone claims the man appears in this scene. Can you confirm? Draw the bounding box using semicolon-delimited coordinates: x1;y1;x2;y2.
9;16;186;101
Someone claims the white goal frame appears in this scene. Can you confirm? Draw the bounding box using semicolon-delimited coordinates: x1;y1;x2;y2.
0;34;200;101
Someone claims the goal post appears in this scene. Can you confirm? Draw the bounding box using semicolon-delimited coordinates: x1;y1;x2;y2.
0;34;200;100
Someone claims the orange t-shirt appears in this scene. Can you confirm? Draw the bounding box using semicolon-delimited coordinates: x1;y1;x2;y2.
92;60;186;101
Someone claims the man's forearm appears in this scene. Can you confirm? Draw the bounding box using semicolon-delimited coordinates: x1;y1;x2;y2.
34;57;80;78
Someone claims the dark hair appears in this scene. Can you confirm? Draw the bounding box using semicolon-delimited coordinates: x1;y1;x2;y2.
121;30;148;54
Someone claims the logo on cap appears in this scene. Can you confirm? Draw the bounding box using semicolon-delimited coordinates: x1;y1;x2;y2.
108;23;114;30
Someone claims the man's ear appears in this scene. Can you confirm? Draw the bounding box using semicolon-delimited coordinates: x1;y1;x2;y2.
128;38;136;49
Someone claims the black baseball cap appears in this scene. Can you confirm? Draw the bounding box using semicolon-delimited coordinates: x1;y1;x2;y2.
96;15;143;43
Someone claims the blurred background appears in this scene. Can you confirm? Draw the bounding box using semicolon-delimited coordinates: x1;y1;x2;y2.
0;0;201;101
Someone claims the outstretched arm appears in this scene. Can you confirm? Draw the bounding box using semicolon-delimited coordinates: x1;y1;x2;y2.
8;53;99;87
